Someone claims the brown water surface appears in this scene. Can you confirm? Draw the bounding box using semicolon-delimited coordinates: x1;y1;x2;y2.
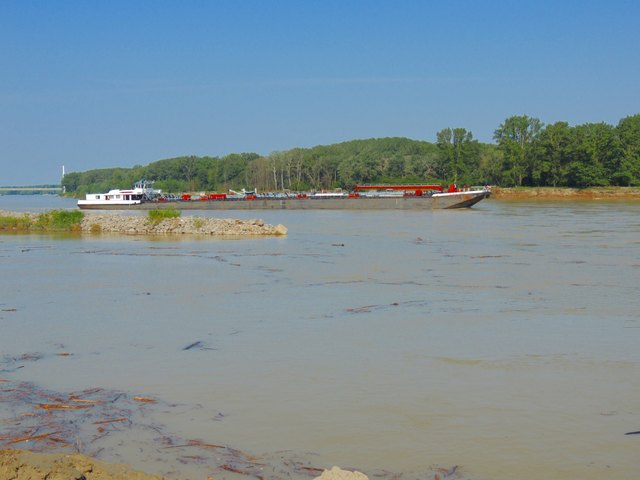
1;196;639;479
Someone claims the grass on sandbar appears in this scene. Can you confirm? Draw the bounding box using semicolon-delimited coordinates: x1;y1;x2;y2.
0;210;84;232
148;207;181;225
0;214;32;230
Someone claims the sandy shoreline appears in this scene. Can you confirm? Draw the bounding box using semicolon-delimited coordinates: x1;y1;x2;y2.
0;449;372;480
0;449;165;480
489;186;640;200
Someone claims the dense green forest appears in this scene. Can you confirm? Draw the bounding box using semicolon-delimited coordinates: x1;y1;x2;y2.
62;114;640;195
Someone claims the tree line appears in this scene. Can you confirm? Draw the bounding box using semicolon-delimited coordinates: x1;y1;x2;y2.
62;113;640;195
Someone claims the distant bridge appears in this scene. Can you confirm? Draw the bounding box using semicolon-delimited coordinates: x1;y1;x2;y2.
0;185;64;195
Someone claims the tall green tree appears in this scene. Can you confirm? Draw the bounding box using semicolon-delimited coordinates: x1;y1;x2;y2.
536;121;572;186
61;171;81;192
565;123;619;187
615;114;640;185
494;115;543;186
436;127;476;184
477;144;503;186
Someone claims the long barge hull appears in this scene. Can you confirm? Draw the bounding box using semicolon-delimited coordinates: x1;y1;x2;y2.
78;190;490;210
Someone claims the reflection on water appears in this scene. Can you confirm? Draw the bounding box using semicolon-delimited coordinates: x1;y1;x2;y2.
1;197;639;479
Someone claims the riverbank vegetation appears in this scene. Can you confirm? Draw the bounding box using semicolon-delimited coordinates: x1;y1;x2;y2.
61;113;640;194
148;207;181;224
0;210;84;232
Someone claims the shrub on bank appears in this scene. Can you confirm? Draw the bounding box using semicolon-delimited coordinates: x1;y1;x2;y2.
36;210;84;231
148;208;181;225
0;214;32;230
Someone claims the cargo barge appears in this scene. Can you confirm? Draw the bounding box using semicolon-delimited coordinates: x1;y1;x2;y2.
77;181;491;210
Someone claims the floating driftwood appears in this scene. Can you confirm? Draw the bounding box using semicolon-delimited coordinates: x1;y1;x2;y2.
0;365;464;479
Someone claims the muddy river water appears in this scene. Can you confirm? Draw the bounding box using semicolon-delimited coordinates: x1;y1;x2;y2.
1;195;639;479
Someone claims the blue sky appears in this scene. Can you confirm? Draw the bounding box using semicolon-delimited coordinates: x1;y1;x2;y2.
1;0;639;184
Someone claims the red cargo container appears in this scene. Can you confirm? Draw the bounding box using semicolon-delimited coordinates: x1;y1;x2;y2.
208;193;227;200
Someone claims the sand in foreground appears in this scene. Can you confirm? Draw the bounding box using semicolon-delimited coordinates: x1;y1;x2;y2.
0;449;164;480
0;450;369;480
